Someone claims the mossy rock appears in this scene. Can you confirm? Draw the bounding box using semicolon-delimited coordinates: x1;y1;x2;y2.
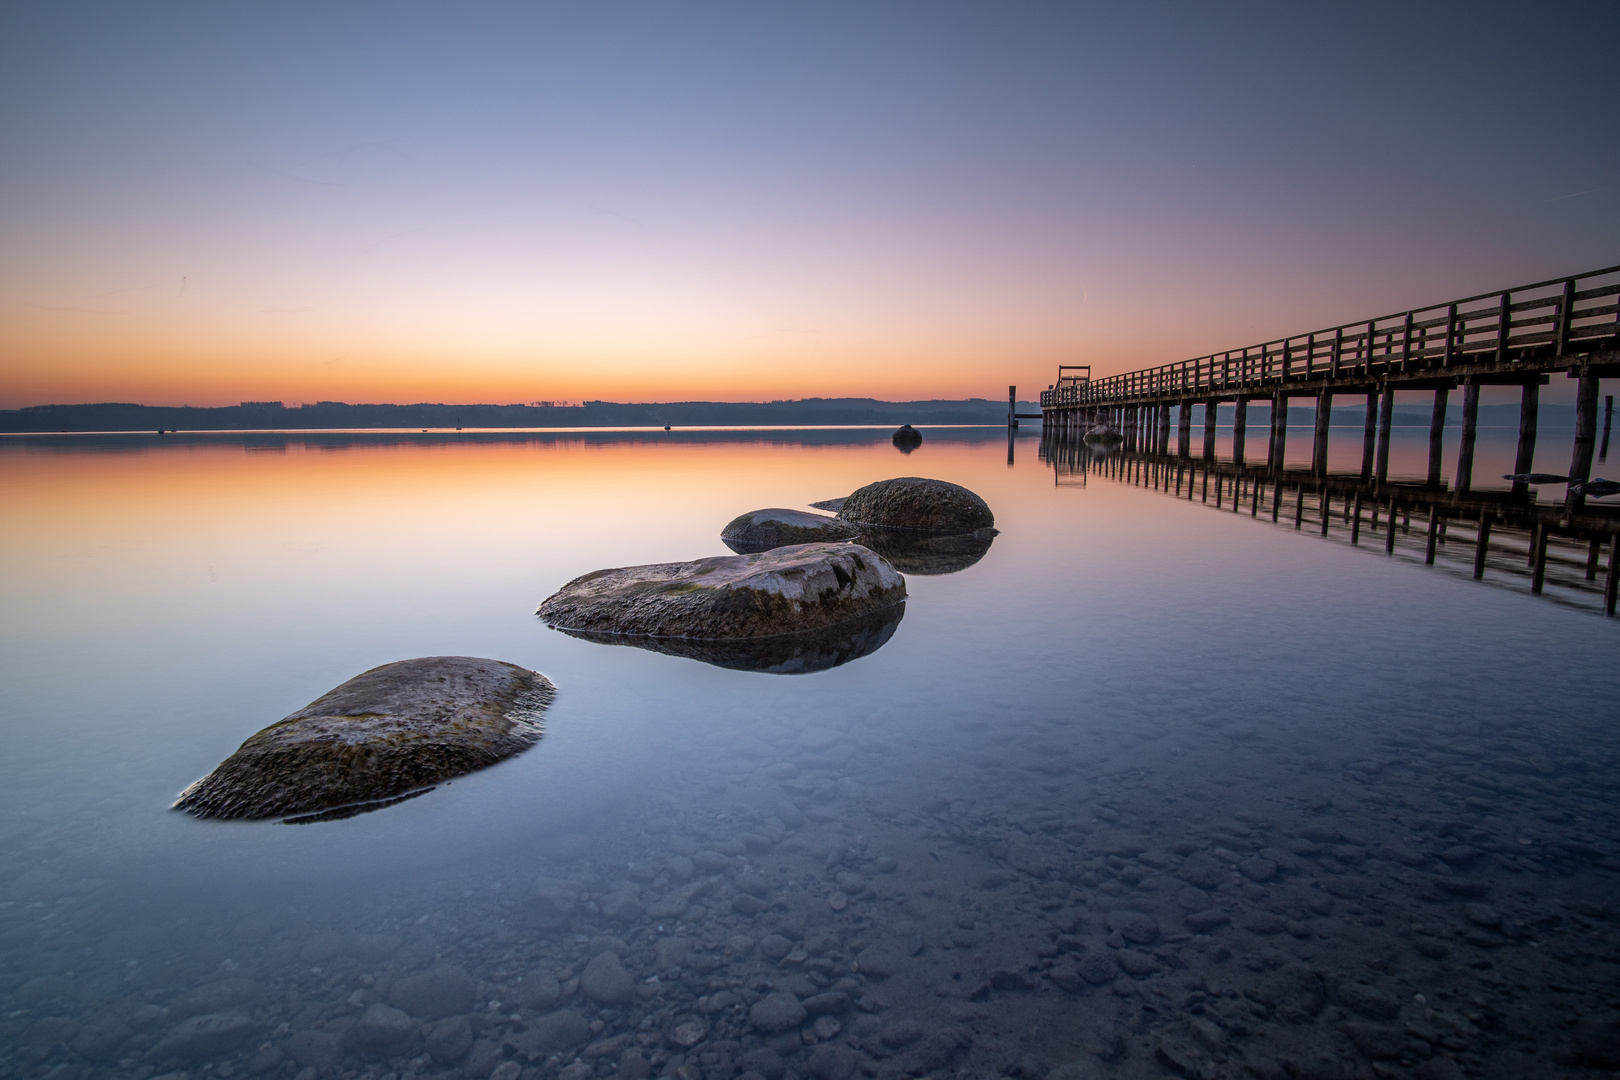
537;542;904;641
174;657;553;822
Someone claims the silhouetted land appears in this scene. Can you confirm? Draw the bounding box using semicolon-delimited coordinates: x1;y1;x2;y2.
0;398;1039;433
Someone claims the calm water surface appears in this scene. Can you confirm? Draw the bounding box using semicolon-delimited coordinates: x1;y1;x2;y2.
1;426;1616;1080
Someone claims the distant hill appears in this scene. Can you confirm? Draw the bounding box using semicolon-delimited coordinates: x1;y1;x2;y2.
0;397;1040;433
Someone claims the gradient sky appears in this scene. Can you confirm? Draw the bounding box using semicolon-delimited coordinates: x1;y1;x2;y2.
2;2;1617;408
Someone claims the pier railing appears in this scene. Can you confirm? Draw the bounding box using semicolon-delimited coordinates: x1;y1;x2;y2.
1041;265;1620;408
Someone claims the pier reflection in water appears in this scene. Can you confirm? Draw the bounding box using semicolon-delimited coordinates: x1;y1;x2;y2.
1041;423;1620;616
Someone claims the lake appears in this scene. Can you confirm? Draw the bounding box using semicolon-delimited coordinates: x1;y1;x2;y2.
1;422;1617;1080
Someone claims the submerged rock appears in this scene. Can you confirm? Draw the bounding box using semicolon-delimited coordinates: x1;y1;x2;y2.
856;528;994;576
554;600;904;674
173;657;554;822
720;508;860;554
537;542;905;641
835;477;994;533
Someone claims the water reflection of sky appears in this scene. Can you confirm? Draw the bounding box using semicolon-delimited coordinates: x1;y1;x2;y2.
1;426;1616;1078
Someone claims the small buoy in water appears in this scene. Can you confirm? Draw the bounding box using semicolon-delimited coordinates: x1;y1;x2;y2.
664;425;671;431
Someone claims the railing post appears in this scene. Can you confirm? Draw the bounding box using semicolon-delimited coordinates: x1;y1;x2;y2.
1331;328;1343;378
1443;303;1458;366
1365;321;1376;374
1495;292;1511;362
1556;278;1575;356
1400;312;1414;366
1306;333;1316;378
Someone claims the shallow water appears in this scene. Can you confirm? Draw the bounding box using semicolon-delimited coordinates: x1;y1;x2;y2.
1;425;1617;1080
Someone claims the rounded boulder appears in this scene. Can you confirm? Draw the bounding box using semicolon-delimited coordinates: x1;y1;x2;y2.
835;477;993;533
537;543;905;641
721;509;859;554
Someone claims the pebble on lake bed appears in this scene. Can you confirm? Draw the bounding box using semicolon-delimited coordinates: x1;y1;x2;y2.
172;657;554;822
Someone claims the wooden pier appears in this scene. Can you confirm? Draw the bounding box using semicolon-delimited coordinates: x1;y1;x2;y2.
1038;265;1620;615
1040;265;1620;510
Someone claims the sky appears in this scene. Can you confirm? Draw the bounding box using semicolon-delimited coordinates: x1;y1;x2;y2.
2;2;1617;409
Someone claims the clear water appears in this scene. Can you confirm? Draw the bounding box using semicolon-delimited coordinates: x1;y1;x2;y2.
1;425;1616;1080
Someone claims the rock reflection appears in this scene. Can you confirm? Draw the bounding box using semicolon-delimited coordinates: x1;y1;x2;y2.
854;527;996;575
550;602;905;674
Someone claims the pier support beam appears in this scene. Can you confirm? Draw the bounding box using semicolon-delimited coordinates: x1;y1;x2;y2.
1271;392;1287;471
1427;388;1448;487
1567;369;1600;512
1361;391;1377;481
1178;403;1192;457
1456;380;1480;493
1512;381;1540;497
1232;397;1248;467
1202;399;1218;459
1312;391;1333;476
1375;383;1394;484
1603;394;1614;462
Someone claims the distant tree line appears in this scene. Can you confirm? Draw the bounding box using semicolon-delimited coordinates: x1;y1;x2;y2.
0;397;1037;433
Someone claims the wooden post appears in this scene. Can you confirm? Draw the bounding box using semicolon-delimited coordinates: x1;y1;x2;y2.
1351;492;1362;544
1425;507;1440;564
1527;522;1539;567
1607;535;1619;617
1532;527;1550;594
1602;394;1613;462
1008;385;1016;428
1361;390;1377;481
1233;397;1248;467
1251;477;1261;516
1203;399;1218;459
1294;486;1304;529
1512;381;1539;497
1427;387;1448;487
1178;402;1192;457
1271;480;1280;522
1385;502;1397;553
1319;489;1330;535
1567;369;1599;513
1312;390;1333;475
1375;383;1394;484
1456;379;1480;493
1272;391;1288;472
1201;467;1209;502
1473;516;1491;579
1587;539;1602;582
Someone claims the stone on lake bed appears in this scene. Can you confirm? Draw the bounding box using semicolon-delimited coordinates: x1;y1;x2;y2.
537;542;906;641
835;477;995;533
173;657;554;822
721;508;860;553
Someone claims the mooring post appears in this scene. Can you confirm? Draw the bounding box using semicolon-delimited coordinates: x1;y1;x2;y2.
1427;387;1449;487
1361;390;1377;481
1312;390;1333;476
1008;385;1016;428
1319;489;1330;535
1473;515;1491;579
1251;477;1261;516
1294;486;1304;529
1272;391;1288;471
1233;397;1248;467
1158;404;1171;454
1203;399;1218;459
1425;507;1440;564
1456;379;1480;492
1375;383;1394;484
1512;381;1540;497
1566;368;1599;513
1351;492;1363;544
1385;502;1397;553
1587;539;1602;582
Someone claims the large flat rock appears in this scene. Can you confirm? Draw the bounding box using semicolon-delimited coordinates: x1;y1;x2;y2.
537;542;905;641
720;508;859;554
835;477;994;533
174;657;554;822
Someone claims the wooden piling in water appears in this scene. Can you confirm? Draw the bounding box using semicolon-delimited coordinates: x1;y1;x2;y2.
1294;486;1304;530
1512;381;1539;497
1385;503;1397;553
1233;397;1248;466
1567;369;1599;513
1319;489;1330;535
1606;537;1619;616
1312;391;1333;476
1203;399;1218;460
1375;383;1394;484
1425;507;1440;564
1456;379;1480;493
1351;493;1363;544
1587;539;1601;582
1361;390;1377;481
1532;528;1550;594
1427;388;1448;487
